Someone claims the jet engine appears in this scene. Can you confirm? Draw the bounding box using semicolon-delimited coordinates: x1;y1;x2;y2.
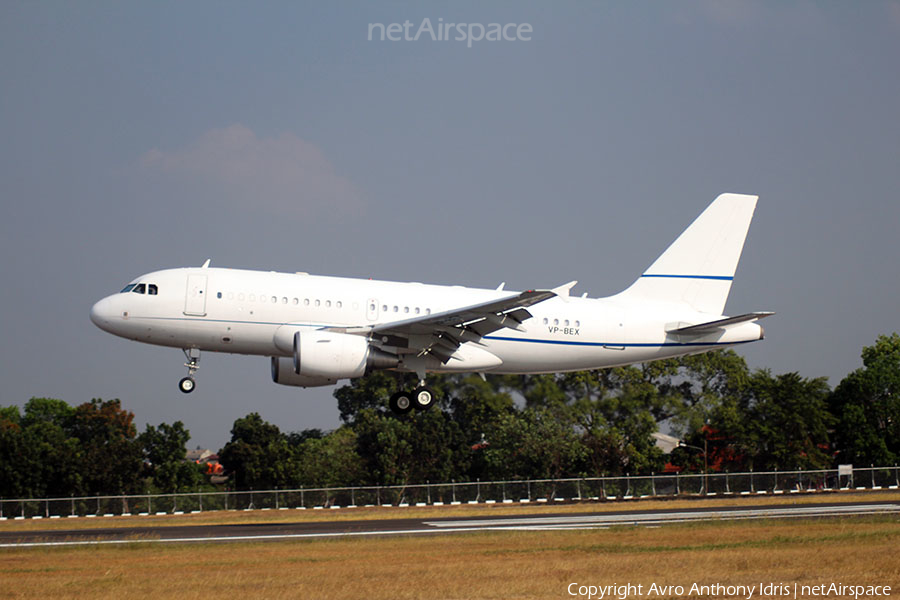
271;357;337;388
293;331;398;379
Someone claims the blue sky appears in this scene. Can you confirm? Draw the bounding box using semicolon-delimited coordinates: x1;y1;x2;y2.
2;1;899;450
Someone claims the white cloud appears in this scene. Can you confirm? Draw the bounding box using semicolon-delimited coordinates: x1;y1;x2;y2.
140;124;363;216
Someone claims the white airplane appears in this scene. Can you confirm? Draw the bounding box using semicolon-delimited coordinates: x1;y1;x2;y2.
90;193;772;414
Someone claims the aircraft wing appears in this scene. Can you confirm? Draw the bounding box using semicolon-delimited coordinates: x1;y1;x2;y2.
337;283;572;362
667;311;775;335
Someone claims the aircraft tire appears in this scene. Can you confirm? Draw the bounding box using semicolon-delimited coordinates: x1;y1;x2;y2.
412;386;436;411
179;377;196;394
389;391;413;414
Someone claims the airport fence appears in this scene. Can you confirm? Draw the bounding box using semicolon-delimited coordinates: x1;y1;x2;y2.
2;465;898;520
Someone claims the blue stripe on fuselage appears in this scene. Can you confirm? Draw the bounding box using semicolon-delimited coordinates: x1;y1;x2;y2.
483;335;753;348
640;274;733;281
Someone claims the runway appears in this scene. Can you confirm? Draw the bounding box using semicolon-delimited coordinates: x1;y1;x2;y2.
2;500;898;548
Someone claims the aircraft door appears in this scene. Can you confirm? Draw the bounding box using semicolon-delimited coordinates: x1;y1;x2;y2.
184;274;208;316
601;306;626;349
366;298;379;321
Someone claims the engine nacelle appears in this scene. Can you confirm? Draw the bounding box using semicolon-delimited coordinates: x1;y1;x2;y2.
293;331;398;379
270;356;337;388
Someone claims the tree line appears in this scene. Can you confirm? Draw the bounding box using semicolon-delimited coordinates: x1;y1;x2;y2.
1;334;898;497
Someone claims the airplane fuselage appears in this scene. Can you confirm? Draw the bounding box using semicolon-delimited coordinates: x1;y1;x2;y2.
90;266;763;376
89;193;770;409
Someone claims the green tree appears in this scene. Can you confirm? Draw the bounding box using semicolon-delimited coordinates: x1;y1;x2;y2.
334;371;400;424
742;371;833;470
507;370;665;476
219;413;295;490
447;374;516;480
352;408;417;486
139;421;204;492
351;407;469;487
483;407;586;480
648;350;752;436
334;372;459;424
69;399;142;495
447;374;516;435
19;413;82;497
287;428;324;447
671;371;832;472
830;333;900;465
294;427;363;488
0;407;25;497
405;408;468;484
21;397;74;429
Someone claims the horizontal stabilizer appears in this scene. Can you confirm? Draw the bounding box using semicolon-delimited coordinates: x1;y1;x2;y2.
668;312;775;335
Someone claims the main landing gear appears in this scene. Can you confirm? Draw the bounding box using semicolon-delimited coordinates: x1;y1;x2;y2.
179;348;200;394
389;382;437;415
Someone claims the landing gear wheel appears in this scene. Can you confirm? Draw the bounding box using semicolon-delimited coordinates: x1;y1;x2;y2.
412;386;436;411
389;391;413;415
178;376;196;394
179;349;200;394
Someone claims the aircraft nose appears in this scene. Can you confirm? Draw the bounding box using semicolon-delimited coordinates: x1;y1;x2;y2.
90;296;115;331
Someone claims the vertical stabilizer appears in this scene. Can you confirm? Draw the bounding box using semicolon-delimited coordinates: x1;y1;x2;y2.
615;193;758;315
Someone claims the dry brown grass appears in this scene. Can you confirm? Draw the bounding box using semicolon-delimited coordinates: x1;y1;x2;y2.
2;490;898;533
2;515;899;599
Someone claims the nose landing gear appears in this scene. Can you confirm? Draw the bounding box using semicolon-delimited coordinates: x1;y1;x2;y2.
178;377;196;393
179;348;200;394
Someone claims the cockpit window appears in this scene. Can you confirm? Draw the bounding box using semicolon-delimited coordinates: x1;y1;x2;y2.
121;282;158;295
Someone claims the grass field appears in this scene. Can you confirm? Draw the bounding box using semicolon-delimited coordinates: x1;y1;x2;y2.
1;493;899;599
